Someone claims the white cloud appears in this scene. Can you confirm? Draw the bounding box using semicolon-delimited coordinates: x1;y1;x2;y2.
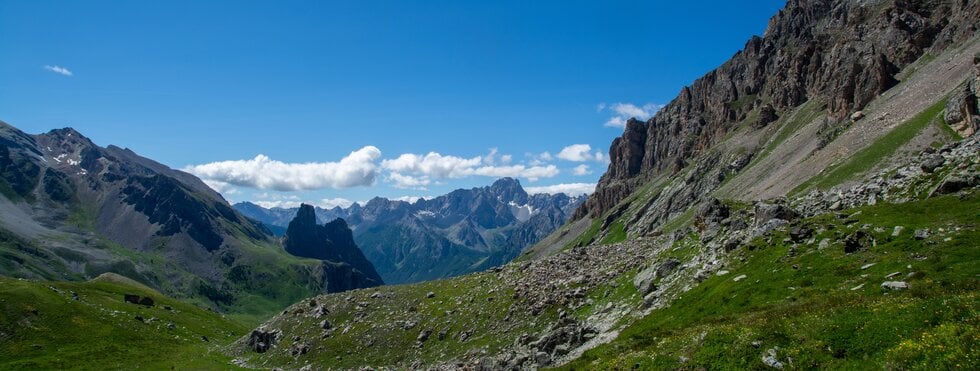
44;65;73;76
556;144;608;164
383;150;560;183
382;152;483;179
184;146;381;191
557;144;593;162
527;151;553;166
318;197;354;209
525;183;596;196
389;173;431;189
253;200;304;209
572;164;592;176
600;102;663;128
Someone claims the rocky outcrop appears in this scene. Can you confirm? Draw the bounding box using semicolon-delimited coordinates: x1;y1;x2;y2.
284;204;383;289
576;0;980;220
944;53;980;136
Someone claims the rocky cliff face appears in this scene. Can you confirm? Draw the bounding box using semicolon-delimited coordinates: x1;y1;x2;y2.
284;204;383;288
576;0;979;220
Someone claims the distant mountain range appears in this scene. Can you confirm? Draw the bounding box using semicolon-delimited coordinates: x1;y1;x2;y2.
235;178;585;284
0;122;380;312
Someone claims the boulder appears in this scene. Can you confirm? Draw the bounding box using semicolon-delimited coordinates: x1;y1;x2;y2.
417;329;432;343
752;219;789;237
762;348;784;369
844;230;873;253
247;328;281;353
920;156;945;174
754;203;798;226
933;175;977;195
757;104;779;127
535;352;551;367
138;296;155;307
881;281;909;290
124;294;140;305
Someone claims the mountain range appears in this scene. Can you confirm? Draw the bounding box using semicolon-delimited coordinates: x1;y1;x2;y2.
234;178;585;284
0;122;380;315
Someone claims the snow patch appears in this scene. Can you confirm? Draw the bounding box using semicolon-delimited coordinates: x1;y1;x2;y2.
508;201;536;222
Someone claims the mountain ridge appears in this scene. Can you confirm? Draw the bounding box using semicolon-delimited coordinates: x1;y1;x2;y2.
235;177;586;284
0;122;382;314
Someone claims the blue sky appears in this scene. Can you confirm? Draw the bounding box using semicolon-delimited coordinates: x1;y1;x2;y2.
0;0;785;208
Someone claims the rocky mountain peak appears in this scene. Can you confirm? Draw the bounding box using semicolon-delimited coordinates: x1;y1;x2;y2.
490;177;528;204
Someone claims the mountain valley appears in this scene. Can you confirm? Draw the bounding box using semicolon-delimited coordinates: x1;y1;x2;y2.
1;0;979;369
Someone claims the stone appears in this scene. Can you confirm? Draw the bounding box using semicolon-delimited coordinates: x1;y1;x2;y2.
247;328;281;353
426;292;436;299
850;110;865;121
860;263;875;270
757;104;779;127
319;320;332;330
138;296;154;307
763;349;784;369
417;329;432;343
291;342;310;356
881;281;909;290
124;294;140;305
944;83;977;131
789;225;812;242
753;219;789;237
891;226;903;237
818;238;831;249
919;156;945;173
933;175;977;195
913;229;929;240
534;352;551;367
754;203;799;226
844;231;872;253
733;274;747;282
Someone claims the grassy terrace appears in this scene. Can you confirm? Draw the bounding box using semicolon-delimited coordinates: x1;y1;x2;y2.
560;190;979;370
0;274;247;370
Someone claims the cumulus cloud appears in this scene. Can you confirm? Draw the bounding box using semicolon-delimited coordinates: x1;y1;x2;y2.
389;173;431;189
382;152;483;179
556;144;608;164
383;150;560;183
525;183;596;196
318;197;354;209
185;146;381;191
44;65;73;76
599;102;663;128
253;200;305;209
572;164;592;176
557;144;593;162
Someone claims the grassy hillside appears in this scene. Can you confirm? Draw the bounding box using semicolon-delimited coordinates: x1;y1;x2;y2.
0;273;249;370
561;191;979;369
